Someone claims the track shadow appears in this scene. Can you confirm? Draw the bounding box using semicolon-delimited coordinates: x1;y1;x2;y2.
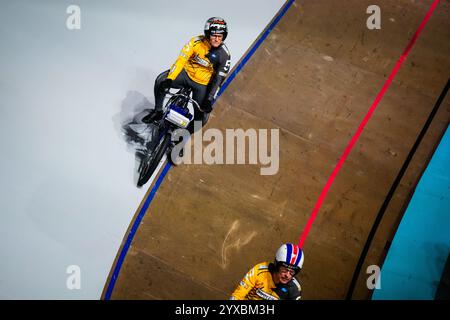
112;90;161;184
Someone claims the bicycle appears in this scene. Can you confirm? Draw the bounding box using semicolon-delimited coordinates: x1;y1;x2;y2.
136;87;201;187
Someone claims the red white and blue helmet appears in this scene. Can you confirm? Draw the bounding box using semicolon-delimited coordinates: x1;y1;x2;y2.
275;243;304;274
204;17;228;40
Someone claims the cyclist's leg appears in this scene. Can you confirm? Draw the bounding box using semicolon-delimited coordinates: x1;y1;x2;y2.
154;70;170;112
152;69;189;122
186;78;209;134
171;69;190;89
168;70;192;158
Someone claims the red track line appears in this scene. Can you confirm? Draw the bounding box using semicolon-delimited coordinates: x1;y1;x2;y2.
298;0;440;249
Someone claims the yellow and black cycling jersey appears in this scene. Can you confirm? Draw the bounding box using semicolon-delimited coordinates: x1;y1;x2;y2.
230;262;302;300
167;35;231;101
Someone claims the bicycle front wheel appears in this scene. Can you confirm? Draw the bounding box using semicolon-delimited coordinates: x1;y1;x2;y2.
137;133;171;187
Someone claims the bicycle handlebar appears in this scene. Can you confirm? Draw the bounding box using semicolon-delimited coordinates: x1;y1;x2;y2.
166;91;204;112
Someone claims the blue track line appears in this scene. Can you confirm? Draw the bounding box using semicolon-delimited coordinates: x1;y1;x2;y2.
218;0;295;96
103;0;295;299
104;162;171;300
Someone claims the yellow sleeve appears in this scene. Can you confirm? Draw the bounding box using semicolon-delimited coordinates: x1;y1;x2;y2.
230;265;257;300
167;37;199;80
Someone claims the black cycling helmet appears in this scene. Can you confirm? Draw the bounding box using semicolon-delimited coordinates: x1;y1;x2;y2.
204;17;228;41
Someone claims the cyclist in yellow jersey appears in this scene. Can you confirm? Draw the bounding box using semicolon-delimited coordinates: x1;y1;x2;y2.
230;243;304;300
152;17;231;133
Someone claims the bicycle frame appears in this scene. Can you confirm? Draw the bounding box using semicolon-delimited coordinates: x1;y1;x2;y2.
136;88;202;187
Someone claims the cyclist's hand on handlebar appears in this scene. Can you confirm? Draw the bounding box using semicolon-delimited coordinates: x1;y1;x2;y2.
202;99;213;113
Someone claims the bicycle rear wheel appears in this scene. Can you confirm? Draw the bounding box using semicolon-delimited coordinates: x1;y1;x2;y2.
137;133;171;187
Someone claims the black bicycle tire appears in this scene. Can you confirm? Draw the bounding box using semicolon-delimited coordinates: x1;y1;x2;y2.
137;133;171;187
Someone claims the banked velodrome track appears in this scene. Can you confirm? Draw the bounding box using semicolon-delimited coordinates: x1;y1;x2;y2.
105;0;450;299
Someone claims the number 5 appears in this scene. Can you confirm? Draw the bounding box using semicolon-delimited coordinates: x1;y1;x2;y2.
224;60;231;71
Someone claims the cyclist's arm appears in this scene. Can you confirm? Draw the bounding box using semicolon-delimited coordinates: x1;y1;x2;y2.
206;47;231;103
230;266;256;300
290;278;302;300
167;37;198;80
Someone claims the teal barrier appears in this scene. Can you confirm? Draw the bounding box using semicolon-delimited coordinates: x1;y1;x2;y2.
373;125;450;300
